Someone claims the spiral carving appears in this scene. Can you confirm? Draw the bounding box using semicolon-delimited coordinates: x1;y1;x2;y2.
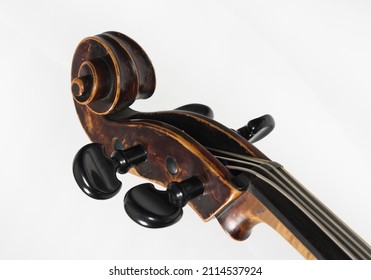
71;32;156;115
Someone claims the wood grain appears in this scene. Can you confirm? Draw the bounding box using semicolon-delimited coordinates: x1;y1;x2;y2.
217;190;316;259
71;31;347;259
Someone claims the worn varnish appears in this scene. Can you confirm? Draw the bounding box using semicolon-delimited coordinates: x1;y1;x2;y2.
71;31;371;259
71;31;266;221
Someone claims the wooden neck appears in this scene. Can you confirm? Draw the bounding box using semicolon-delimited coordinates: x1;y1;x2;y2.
214;152;371;259
217;189;317;259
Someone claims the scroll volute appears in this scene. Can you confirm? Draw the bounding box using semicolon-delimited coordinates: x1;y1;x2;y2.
70;32;241;222
71;31;155;115
70;32;265;225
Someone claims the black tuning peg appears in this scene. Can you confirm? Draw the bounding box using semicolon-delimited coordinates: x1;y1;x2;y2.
73;143;147;200
237;114;275;143
175;103;214;119
124;177;204;228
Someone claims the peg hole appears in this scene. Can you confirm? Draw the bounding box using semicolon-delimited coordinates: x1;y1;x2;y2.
113;138;125;151
166;157;178;175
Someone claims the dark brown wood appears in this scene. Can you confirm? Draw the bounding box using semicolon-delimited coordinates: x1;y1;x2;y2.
71;32;155;115
75;104;241;220
70;31;320;257
71;31;268;220
71;32;371;259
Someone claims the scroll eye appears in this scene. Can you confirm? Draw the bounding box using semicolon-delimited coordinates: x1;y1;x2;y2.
71;32;155;115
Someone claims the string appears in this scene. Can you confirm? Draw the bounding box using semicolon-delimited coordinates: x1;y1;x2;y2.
274;165;371;257
217;154;368;258
207;147;371;259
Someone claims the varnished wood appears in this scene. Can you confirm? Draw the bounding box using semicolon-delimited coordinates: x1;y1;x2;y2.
75;102;243;220
71;31;371;259
75;87;322;256
71;31;267;220
71;32;155;115
217;190;316;259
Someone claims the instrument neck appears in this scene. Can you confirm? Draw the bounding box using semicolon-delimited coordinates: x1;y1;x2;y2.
212;149;371;259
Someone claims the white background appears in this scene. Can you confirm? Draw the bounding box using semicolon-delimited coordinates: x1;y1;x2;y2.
0;0;370;260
